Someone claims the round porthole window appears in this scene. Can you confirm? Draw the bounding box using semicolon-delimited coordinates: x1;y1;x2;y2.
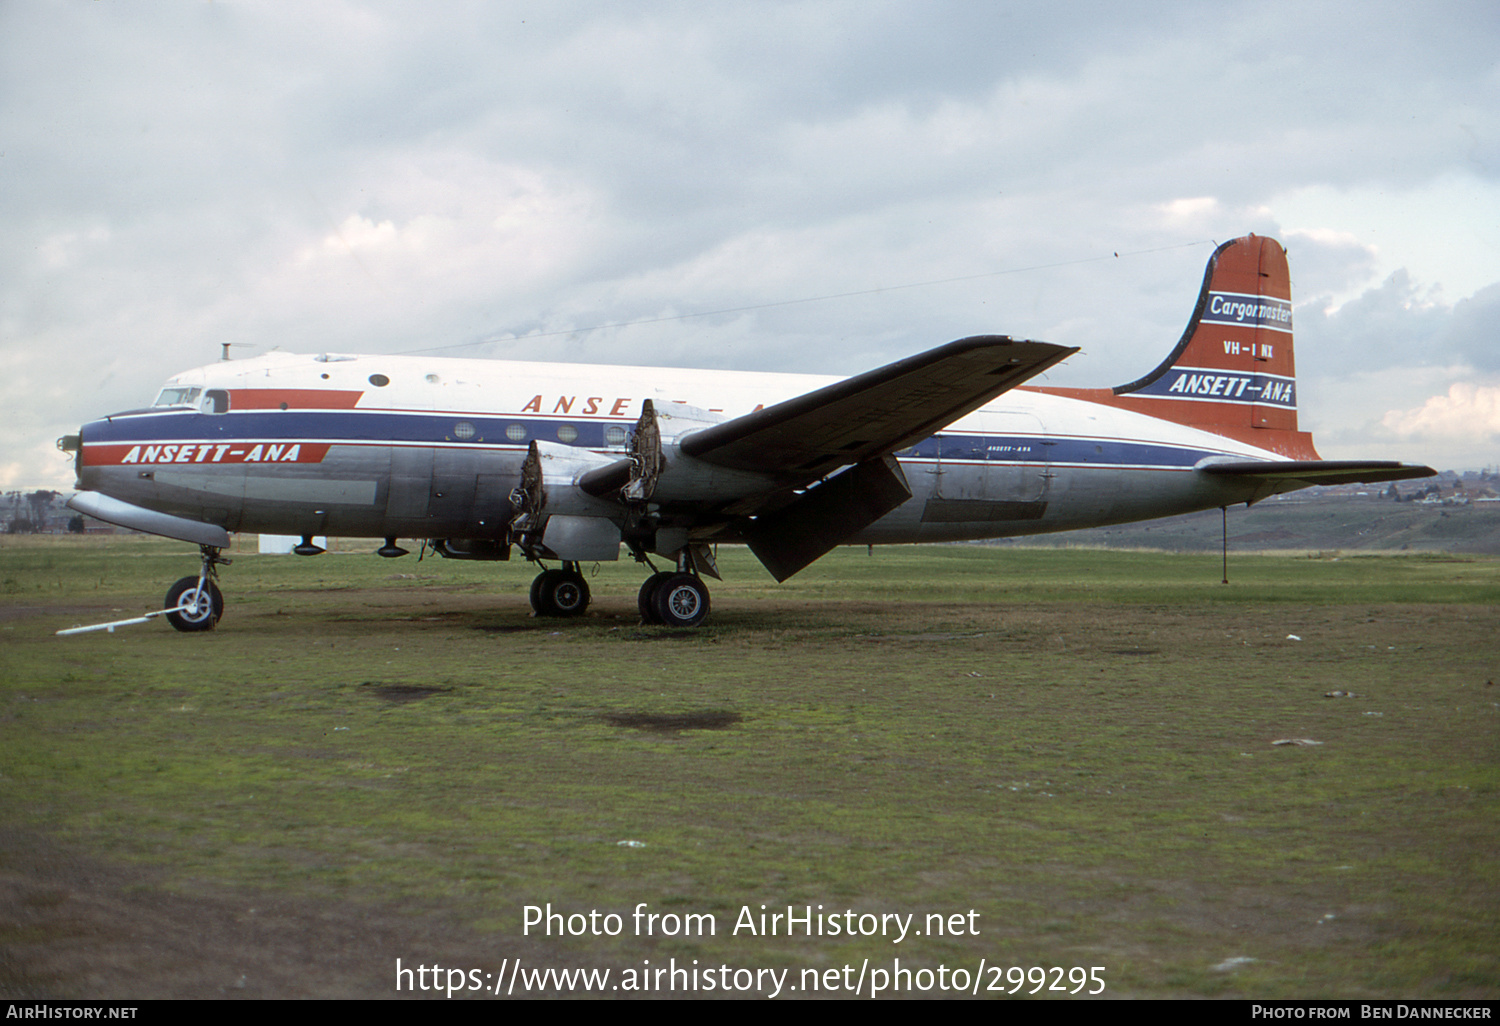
454;421;477;440
556;424;578;443
368;373;390;387
605;426;627;445
505;423;527;442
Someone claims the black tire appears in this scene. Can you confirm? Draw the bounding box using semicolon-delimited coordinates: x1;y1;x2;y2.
651;573;710;628
545;569;590;617
637;571;675;624
531;569;590;617
164;576;223;632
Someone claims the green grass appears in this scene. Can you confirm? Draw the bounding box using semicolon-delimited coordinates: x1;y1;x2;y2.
2;535;1496;998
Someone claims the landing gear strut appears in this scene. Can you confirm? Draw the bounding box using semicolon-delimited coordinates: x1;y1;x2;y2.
165;545;231;632
529;562;591;617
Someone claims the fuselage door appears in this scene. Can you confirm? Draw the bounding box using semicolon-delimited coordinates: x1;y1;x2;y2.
934;410;1048;504
984;409;1049;504
386;447;433;523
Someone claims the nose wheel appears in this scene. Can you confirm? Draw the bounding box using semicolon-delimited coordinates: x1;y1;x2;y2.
164;576;224;631
164;544;231;632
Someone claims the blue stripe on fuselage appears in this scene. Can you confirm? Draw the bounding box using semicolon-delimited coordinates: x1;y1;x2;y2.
86;409;1243;472
87;409;629;448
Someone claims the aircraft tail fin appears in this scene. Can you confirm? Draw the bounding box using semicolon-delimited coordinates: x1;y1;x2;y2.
1107;234;1317;458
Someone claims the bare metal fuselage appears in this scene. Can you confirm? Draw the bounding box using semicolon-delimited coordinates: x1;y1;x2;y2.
75;351;1279;550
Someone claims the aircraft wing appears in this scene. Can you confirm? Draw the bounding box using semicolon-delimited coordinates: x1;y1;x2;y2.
1199;460;1437;486
678;335;1077;477
578;335;1075;499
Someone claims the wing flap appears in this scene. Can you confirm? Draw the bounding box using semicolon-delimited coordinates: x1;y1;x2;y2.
679;335;1076;477
743;456;913;581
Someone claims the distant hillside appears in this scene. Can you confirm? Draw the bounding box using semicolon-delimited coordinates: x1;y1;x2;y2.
1003;494;1500;555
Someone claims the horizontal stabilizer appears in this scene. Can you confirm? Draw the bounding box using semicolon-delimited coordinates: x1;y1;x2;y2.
1198;460;1436;486
681;335;1076;479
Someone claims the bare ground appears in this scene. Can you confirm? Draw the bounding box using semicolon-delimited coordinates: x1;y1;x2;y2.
0;827;591;999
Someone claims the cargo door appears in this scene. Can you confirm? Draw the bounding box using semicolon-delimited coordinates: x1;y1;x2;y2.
923;411;1049;523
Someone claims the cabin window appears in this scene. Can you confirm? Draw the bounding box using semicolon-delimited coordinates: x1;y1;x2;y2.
556;424;578;443
154;386;201;407
505;424;527;442
368;373;390;387
453;421;476;440
604;426;628;446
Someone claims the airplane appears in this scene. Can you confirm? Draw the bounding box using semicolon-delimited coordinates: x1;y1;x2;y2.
59;233;1435;632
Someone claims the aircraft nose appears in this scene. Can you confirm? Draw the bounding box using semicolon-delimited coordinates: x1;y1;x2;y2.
57;429;83;484
59;420;102;483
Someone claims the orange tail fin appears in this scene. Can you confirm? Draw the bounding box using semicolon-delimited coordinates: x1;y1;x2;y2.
1038;234;1320;459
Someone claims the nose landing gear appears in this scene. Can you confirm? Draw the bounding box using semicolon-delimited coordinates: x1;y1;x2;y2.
164;545;231;632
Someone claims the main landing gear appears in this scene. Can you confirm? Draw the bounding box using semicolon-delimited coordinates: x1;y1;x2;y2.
164;545;230;632
527;561;712;627
638;571;711;628
528;562;591;618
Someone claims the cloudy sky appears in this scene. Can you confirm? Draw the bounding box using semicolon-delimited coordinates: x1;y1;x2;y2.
4;0;1498;490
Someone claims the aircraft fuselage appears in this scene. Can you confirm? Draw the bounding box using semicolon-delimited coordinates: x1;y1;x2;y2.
75;350;1281;547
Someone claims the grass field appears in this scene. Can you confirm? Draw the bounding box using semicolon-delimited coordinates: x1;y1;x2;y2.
2;535;1497;999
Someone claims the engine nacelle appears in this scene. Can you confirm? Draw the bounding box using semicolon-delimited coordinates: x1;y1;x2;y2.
510;440;626;561
651;441;783;503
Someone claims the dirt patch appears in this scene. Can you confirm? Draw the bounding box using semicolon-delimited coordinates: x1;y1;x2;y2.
614;630;702;641
600;711;742;733
0;828;596;999
359;683;451;704
1;606;114;625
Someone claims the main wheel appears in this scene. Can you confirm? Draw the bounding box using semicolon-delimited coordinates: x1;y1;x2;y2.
546;569;590;617
531;569;590;617
651;573;710;628
637;571;675;624
164;576;224;632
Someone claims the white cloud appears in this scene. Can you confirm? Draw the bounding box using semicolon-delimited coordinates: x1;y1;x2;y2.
36;226;111;271
1159;197;1218;219
1270;174;1500;304
5;1;1500;488
1382;383;1500;441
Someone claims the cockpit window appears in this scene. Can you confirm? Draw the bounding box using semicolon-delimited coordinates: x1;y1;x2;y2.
154;386;202;407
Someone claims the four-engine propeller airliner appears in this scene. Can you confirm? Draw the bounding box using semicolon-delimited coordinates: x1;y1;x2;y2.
61;234;1434;630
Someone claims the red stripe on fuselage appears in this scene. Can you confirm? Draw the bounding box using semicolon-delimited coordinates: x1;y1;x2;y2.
82;442;333;466
228;389;364;410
